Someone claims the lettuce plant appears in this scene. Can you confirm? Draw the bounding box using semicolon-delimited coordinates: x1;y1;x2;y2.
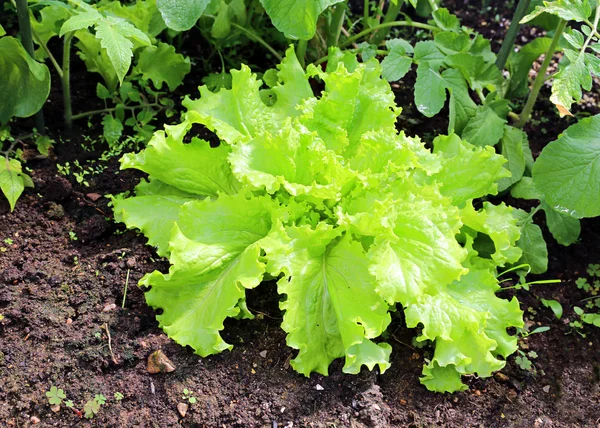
113;47;525;392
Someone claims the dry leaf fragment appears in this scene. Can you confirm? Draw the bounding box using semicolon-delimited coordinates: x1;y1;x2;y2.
147;350;176;374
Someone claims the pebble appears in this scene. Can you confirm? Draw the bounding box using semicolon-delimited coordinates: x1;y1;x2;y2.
147;350;176;374
177;403;188;417
66;318;73;325
400;399;407;406
102;303;117;312
50;405;60;413
315;384;324;391
494;372;509;382
30;416;40;424
259;350;268;358
542;385;550;393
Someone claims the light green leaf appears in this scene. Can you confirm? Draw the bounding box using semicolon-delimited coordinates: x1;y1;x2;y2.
0;37;50;125
541;201;581;245
211;1;231;39
95;17;151;84
381;51;412;82
431;7;461;32
460;202;522;266
414;40;445;69
513;208;548;274
443;68;477;135
143;193;278;356
156;0;211;31
30;5;70;60
259;0;344;40
263;226;391;375
0;24;5;37
541;298;563;319
59;10;102;36
510;177;541;200
0;158;27;211
533;115;600;218
271;46;313;117
75;31;119;92
461;103;507;147
497;126;527;192
136;42;191;91
121;124;241;197
431;134;510;205
550;49;591;116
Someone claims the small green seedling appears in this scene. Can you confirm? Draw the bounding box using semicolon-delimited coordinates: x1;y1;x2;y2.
3;238;13;245
69;231;78;241
182;388;197;404
541;299;563;319
83;394;107;419
114;392;124;401
46;386;66;406
515;350;538;372
587;264;600;277
576;277;591;292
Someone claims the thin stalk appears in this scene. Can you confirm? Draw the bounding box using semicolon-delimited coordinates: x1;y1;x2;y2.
230;22;282;61
427;0;438;12
516;19;567;128
496;0;531;70
296;39;307;67
62;32;74;130
327;1;348;48
364;0;370;27
579;6;600;60
500;279;561;291
370;0;404;46
15;0;45;133
339;20;438;49
31;31;63;78
313;48;389;65
122;269;130;309
71;102;162;121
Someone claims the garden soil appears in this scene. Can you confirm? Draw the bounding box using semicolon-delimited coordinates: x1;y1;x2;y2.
1;1;600;426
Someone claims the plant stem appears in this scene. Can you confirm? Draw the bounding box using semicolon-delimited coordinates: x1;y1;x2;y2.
31;31;63;78
296;39;307;67
496;0;531;70
122;269;130;309
370;0;404;46
427;0;438;12
364;0;370;27
339;20;438;49
327;1;348;48
62;32;74;130
515;19;566;129
15;0;46;133
71;103;162;121
230;22;283;61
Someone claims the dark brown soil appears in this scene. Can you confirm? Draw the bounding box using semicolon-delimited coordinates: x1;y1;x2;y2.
2;1;600;427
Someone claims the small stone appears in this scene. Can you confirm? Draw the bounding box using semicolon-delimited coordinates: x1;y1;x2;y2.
147;350;176;374
400;399;407;406
50;405;60;413
315;384;324;391
259;350;268;358
177;403;188;417
102;303;117;312
474;390;481;396
66;318;73;325
30;416;40;424
372;404;381;411
494;372;509;382
126;257;137;269
86;193;102;202
280;406;285;413
542;385;550;393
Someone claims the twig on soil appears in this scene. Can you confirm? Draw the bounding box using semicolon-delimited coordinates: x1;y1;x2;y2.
102;323;118;365
392;334;415;350
122;269;130;309
247;307;282;320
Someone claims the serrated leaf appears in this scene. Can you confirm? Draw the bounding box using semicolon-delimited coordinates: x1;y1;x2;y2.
533;115;600;218
59;10;101;36
156;0;211;31
136;42;191;91
0;37;50;125
550;49;590;116
75;31;119;92
381;51;412;82
95;17;151;84
259;0;344;40
521;0;592;23
101;115;123;146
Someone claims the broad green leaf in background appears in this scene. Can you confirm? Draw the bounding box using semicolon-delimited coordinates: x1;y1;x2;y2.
30;5;70;60
0;24;5;36
506;37;553;98
381;44;413;82
414;63;447;117
550;49;591;116
513;208;548;274
541;201;581;245
533;114;600;218
101;115;123;146
156;0;212;31
75;31;119;92
136;42;191;91
461;102;508;147
497;126;527;192
259;0;344;40
0;37;50;125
